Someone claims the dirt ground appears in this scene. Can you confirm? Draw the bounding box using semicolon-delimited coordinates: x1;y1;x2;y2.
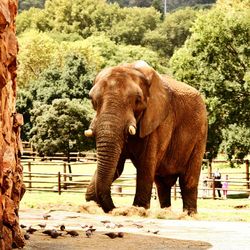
19;204;250;250
23;232;210;250
20;209;210;250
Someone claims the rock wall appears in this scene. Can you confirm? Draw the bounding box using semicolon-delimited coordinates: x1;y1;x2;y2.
0;0;25;249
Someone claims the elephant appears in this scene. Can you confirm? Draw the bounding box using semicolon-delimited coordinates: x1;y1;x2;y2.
84;61;207;215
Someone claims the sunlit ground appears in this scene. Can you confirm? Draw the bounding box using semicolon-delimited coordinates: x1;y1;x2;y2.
20;191;250;222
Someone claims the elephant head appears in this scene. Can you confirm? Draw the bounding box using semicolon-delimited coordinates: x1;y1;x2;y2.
85;61;171;212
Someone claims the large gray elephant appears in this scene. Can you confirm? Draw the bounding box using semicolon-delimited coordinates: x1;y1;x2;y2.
84;61;207;215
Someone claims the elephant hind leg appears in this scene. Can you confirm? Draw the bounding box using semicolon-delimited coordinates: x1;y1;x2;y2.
179;144;204;215
179;183;198;215
155;175;178;208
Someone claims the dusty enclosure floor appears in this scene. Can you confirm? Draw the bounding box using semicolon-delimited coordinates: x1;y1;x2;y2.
19;204;250;250
20;210;210;250
23;232;210;250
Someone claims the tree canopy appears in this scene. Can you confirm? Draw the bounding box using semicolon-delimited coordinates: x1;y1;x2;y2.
170;0;250;160
30;98;94;156
16;0;250;160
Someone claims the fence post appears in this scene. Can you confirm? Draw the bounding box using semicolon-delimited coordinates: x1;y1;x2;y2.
174;184;177;200
63;163;67;190
208;160;212;178
212;177;215;200
28;161;32;188
68;162;72;181
58;172;61;195
246;160;249;191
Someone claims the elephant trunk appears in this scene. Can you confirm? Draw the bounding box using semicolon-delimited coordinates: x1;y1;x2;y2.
95;113;124;213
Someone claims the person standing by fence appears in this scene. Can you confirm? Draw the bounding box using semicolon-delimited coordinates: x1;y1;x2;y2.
222;175;229;199
213;169;222;198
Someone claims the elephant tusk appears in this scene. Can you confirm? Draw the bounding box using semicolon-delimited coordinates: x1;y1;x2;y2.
84;129;93;137
128;125;136;135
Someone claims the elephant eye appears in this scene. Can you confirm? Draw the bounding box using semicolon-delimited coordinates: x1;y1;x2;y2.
135;95;142;105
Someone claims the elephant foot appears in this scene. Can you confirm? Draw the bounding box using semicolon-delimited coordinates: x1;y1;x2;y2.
85;190;98;203
183;207;197;216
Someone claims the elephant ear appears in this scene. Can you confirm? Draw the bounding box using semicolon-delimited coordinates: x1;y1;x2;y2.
131;61;171;138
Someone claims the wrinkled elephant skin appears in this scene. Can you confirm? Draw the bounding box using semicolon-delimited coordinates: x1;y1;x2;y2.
85;61;207;215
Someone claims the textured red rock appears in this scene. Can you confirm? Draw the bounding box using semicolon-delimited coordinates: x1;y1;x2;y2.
0;0;25;249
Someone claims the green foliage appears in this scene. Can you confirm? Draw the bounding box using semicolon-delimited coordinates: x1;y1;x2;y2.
17;30;102;87
16;89;33;141
17;0;161;46
30;54;94;104
16;7;51;34
143;7;199;57
43;0;122;38
30;99;94;156
17;30;58;86
108;7;161;45
16;52;98;152
152;0;164;13
16;0;249;160
84;35;167;71
170;2;250;159
220;124;250;164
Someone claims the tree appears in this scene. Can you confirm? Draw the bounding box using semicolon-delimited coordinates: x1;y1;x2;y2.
220;124;250;166
152;0;164;13
109;7;161;45
16;88;33;141
17;0;161;45
170;2;250;160
30;98;94;156
143;7;199;57
16;7;51;35
84;35;168;71
30;54;94;104
16;53;97;141
43;0;122;38
17;30;101;87
17;30;58;86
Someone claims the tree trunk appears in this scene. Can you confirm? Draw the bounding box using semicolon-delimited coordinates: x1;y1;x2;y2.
0;1;26;249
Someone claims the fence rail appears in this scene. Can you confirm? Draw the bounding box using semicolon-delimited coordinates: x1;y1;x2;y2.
21;157;250;200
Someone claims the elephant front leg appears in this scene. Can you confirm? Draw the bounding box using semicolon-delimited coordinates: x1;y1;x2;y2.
133;169;154;209
86;170;98;202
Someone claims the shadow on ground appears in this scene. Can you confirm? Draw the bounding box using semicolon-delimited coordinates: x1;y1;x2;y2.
23;230;211;250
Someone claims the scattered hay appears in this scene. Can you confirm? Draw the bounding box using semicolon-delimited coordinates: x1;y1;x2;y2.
148;208;192;220
111;206;149;217
77;203;197;220
150;208;179;220
78;201;104;214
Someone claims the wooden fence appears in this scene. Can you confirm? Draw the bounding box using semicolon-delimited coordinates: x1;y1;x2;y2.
21;157;250;200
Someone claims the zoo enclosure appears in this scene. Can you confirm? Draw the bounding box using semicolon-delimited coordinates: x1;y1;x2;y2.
21;152;250;200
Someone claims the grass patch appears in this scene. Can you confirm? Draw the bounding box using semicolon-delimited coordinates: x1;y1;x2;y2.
20;191;250;222
20;159;250;221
